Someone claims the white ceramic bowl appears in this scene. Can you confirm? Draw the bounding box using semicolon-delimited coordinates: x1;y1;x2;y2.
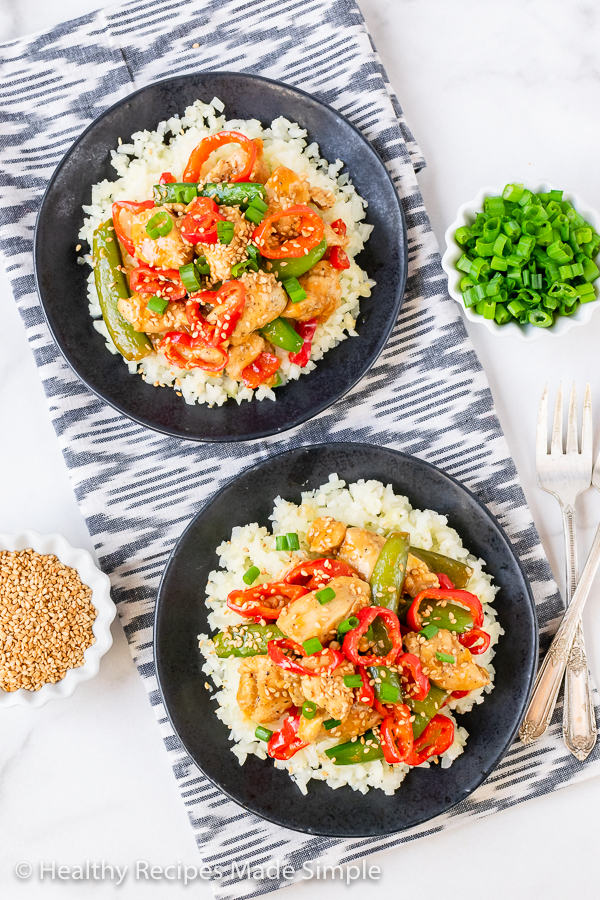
0;531;115;708
441;180;600;341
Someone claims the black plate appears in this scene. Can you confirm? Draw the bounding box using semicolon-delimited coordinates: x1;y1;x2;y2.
154;443;537;837
34;72;407;442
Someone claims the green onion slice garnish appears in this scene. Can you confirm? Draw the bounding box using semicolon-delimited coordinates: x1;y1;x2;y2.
323;718;342;731
379;683;400;704
179;262;201;293
255;726;273;742
146;296;169;315
145;210;173;239
286;533;300;550
195;256;211;275
282;276;307;304
315;587;335;605
338;616;359;636
436;652;456;664
420;624;439;640
244;196;268;225
303;638;323;656
302;701;317;720
243;566;260;585
343;674;363;689
217;220;235;244
275;535;289;551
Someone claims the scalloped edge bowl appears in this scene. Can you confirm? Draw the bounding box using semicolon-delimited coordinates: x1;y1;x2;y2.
0;531;116;708
441;180;600;341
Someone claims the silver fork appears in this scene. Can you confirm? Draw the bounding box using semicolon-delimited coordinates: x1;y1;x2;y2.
532;383;596;758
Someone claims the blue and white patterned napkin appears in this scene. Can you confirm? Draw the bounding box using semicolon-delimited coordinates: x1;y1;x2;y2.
1;1;599;897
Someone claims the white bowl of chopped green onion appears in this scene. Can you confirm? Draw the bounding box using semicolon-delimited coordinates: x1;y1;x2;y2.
441;180;600;340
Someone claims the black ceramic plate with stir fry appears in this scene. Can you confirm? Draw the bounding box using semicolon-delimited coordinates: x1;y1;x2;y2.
154;443;537;837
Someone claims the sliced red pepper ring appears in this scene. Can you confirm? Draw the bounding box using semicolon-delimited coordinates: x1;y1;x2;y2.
252;204;325;259
283;558;359;590
437;573;455;590
407;588;484;632
288;318;318;368
267;712;308;760
112;200;155;257
158;331;228;372
267;639;343;677
458;627;491;655
129;264;187;300
328;246;350;270
330;219;347;236
183;130;257;183
180;196;224;244
357;666;375;707
405;714;454;766
186;281;246;348
379;703;414;764
342;606;403;668
396;652;430;702
241;352;280;389
227;583;307;620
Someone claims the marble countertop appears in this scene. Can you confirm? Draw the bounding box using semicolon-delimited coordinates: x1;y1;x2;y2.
2;1;600;897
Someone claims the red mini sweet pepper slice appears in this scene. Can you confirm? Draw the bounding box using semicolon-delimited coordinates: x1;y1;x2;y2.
357;666;375;707
180;196;224;244
112;200;155;257
407;588;484;632
288;318;318;367
437;573;455;590
379;703;414;764
396;652;430;702
405;714;455;766
159;172;177;184
342;606;403;668
267;712;308;761
241;352;280;389
267;639;344;677
283;558;359;591
129;264;187;300
183;130;257;183
458;627;491;655
252;204;325;259
186;281;246;347
227;583;307;620
158;331;228;372
328;246;350;270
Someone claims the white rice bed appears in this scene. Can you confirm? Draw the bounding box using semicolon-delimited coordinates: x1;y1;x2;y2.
79;97;375;407
198;476;503;795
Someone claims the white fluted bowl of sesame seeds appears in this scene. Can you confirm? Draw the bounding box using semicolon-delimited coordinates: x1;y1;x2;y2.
0;531;116;708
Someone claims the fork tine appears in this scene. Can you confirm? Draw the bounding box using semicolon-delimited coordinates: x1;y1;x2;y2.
536;384;549;462
582;382;593;464
550;383;563;456
566;382;578;454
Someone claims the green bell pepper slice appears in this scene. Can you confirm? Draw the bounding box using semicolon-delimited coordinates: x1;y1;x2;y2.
370;532;411;616
420;599;474;634
325;730;384;765
260;317;303;353
212;624;284;658
404;685;449;738
263;238;328;280
368;665;403;704
92;219;153;361
409;547;473;588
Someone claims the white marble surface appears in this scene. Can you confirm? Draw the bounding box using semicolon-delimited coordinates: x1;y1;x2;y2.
2;1;600;897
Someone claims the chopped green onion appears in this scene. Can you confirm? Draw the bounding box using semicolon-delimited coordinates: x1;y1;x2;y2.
231;244;260;277
282;276;307;304
502;183;524;203
146;296;169;315
577;283;596;303
195;256;211;275
436;652;456;664
379;683;400;704
286;533;300;550
179;262;202;293
302;701;317;720
275;535;289;551
484;197;505;217
582;259;600;283
494;304;512;325
217;221;234;244
455;226;471;245
483;300;496;319
145;210;173;239
323;718;342;731
343;674;364;688
303;638;324;656
244;196;269;225
315;587;336;605
255;726;273;742
420;624;440;640
243;566;260;585
528;308;553;327
338;616;359;636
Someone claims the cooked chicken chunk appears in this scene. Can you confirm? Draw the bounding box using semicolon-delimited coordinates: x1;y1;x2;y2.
201;138;267;184
130;207;193;269
309;184;336;210
404;629;490;692
323;221;349;247
403;553;440;598
265;165;311;210
328;702;383;741
228;271;288;345
299;665;355;721
277;576;371;645
249;137;270;184
225;332;268;381
307;517;347;554
202;206;253;283
237;655;293;724
336;527;386;581
282;260;342;323
118;293;188;334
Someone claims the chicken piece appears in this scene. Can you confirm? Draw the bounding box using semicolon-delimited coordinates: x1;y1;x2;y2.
225;332;268;381
130;207;193;269
309;184;336;210
306;517;347;554
328;702;383;742
298;709;327;743
281;260;342;324
403;553;440;598
228;270;288;345
404;629;490;692
336;527;386;582
237;655;293;724
299;662;355;721
265;165;311;210
324;221;349;247
202;206;253;284
250;137;270;184
117;293;189;334
277;575;370;645
201;138;266;184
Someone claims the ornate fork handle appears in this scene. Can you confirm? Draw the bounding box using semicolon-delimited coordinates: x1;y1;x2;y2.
520;520;600;744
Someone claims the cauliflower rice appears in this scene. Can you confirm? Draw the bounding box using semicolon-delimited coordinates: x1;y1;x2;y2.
79;97;375;407
198;476;503;796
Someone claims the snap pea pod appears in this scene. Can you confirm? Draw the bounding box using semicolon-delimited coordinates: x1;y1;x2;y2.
420;599;474;634
404;685;449;739
92;219;152;361
409;547;473;588
263;238;328;280
370;532;411;616
152;182;267;208
325;730;384;765
212;624;284;658
368;665;403;703
153;182;198;205
260;317;303;353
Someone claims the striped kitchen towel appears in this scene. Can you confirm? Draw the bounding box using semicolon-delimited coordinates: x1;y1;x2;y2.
0;1;599;897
